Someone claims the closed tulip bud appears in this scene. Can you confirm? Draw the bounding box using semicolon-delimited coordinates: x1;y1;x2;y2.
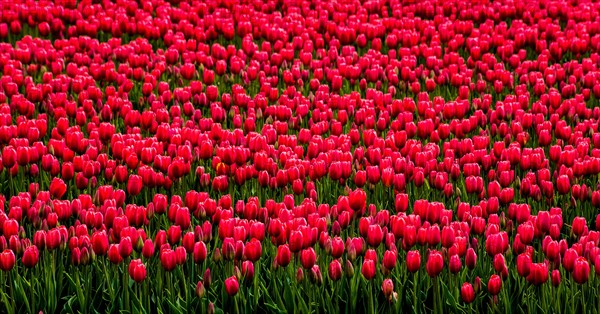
296;267;304;282
551;269;561;287
466;248;477;270
449;254;462;274
382;279;394;301
207;302;215;314
203;268;212;289
310;265;323;285
461;282;475;304
196;281;205;298
242;260;255;281
345;259;355;277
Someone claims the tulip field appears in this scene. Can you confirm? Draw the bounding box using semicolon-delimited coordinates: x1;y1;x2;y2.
2;0;600;313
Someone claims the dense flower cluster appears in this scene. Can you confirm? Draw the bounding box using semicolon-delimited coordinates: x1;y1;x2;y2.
0;0;598;312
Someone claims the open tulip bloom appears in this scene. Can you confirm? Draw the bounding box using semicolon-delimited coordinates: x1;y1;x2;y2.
0;0;599;313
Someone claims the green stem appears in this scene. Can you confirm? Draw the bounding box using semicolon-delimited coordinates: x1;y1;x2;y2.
413;272;419;314
368;281;375;314
123;267;130;313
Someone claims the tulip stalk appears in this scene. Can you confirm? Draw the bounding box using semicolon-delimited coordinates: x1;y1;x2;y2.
413;271;419;314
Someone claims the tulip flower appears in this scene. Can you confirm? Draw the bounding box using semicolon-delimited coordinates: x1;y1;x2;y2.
362;259;376;280
406;250;421;273
487;275;502;296
572;257;590;284
328;260;342;281
426;251;444;278
461;282;475;304
224;276;239;296
129;259;146;283
22;246;39;268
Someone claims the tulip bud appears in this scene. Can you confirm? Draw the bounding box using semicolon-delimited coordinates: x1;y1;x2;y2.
551;269;561;287
203;268;212;289
196;281;205;298
382;279;394;301
474;276;482;293
345;260;355;278
296;267;304;282
310;265;323;285
212;248;222;263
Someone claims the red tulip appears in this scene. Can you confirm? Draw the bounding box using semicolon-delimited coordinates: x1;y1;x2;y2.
449;254;462;274
526;262;548;286
242;261;255;281
557;175;570;195
466;248;477;270
193;241;207;263
289;230;303;253
300;248;316;269
487;274;502;296
349;188;366;212
362;258;376;280
382;278;394;300
0;249;15;271
92;231;109;256
49;178;67;199
426;250;444;278
142;239;155;259
572;257;590;284
461;282;475;304
127;175;143;196
382;250;397;271
160;249;177;271
276;245;291;268
224;276;239;296
406;250;421;273
22;246;39;268
328;259;342;281
196;281;205;298
129;259;146;283
244;239;262;262
572;217;587;237
331;237;344;259
108;244;122;264
367;224;383;248
551;269;561;287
